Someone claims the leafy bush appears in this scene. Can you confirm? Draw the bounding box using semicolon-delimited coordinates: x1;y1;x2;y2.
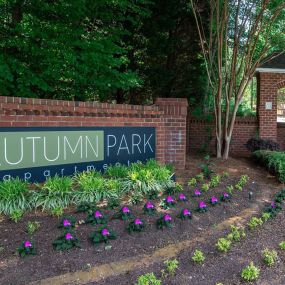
51;206;64;217
192;249;205;263
209;175;221;188
246;138;280;152
26;221;40;235
241;262;260;282
135;273;161;285
188;178;197;187
90;228;117;245
196;173;204;182
262;248;277;266
127;218;145;234
17;241;36;257
227;225;246;242
216;238;231;253
30;175;73;210
10;209;24;223
247;217;263;230
53;232;81;251
105;164;128;179
225;185;234;195
261;212;271;222
0;178;30;215
201;183;210;192
164;259;179;277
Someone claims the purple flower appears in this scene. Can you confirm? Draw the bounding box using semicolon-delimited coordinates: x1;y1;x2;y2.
122;206;130;214
164;214;172;222
271;202;276;209
211;196;218;203
101;229;110;236
223;193;230;198
94;210;103;218
65;233;73;240
145;201;154;209
24;241;32;248
63;219;71;227
134;218;143;225
179;193;186;201
199;201;206;209
194;189;201;196
166;196;174;203
183;209;191;216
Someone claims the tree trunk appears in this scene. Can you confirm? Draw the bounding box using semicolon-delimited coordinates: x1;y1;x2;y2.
223;137;230;159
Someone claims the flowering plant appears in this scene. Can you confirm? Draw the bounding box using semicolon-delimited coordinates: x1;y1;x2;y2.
196;201;208;213
263;201;282;218
178;208;192;220
90;227;117;244
156;214;173;229
58;215;76;229
52;231;81;251
193;189;202;197
85;210;106;225
220;192;231;202
17;240;36;257
178;193;187;202
114;206;133;220
160;196;175;209
210;196;219;206
143;201;156;215
127;218;145;233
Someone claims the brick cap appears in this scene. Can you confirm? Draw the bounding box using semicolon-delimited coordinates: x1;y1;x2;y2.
155;97;188;107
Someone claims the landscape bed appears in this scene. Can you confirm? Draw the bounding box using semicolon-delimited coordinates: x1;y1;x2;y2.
0;157;283;285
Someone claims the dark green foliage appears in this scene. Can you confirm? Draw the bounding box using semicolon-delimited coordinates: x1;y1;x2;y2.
246;138;280;152
76;203;96;213
156;214;173;229
58;215;76;229
198;155;214;179
126;219;145;233
113;207;133;220
90;228;117;245
85;210;106;225
17;241;36;257
252;150;285;183
52;232;81;251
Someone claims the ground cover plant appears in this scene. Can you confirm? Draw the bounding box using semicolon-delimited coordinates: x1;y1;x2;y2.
17;240;36;257
192;249;205;263
127;218;145;234
90;228;117;245
134;273;161;285
85;210;106;225
262;248;278;267
52;232;81;251
241;262;260;282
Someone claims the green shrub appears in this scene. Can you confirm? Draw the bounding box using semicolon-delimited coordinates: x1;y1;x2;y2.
227;225;246;242
164;259;179;277
262;212;271;222
201;183;210;192
196;173;204;182
226;185;234;195
262;248;278;266
192;249;205;263
51;206;64;217
135;273;161;285
241;262;260;282
222;171;229;178
30;175;73;210
209;175;221;188
216;238;231;253
279;241;285;250
247;217;263;230
10;209;24;223
105;164;128;179
187;178;197;187
0;178;30;215
27;221;40;235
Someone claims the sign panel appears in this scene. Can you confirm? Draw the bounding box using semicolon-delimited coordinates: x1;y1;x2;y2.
0;127;155;182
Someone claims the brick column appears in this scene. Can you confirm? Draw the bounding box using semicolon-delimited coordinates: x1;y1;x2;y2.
155;98;188;169
258;73;278;141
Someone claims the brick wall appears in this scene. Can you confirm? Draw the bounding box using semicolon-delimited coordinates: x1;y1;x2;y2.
187;116;258;156
0;96;188;169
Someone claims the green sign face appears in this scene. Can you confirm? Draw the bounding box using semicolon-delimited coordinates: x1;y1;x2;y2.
0;131;104;171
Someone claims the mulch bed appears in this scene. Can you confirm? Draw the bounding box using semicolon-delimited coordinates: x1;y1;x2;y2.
0;157;282;285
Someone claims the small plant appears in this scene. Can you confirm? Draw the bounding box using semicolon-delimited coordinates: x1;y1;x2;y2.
143;201;156;215
90;228;117;245
239;175;249;186
135;273;161;285
107;198;120;209
220;192;231;202
114;206;133;220
209;175;221;188
262;248;278;266
227;225;246;242
241;262;260;282
263;202;282;218
164;259;179;277
156;214;173;229
193;189;202;197
192;249;205;263
51;206;64;217
129;191;144;205
198;155;213;179
10;209;24;223
26;221;40;235
76;203;96;213
127;218;145;233
188;178;197;187
85;210;106;225
196;173;204;182
226;185;234;195
201;183;210;192
247;217;263;230
279;241;285;250
53;232;81;251
216;238;231;253
262;212;271;222
160;196;176;209
58;216;76;229
196;201;208;213
178;208;192;220
178;193;187;202
235;183;243;191
210;196;219;206
17;240;36;257
222;171;229;178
